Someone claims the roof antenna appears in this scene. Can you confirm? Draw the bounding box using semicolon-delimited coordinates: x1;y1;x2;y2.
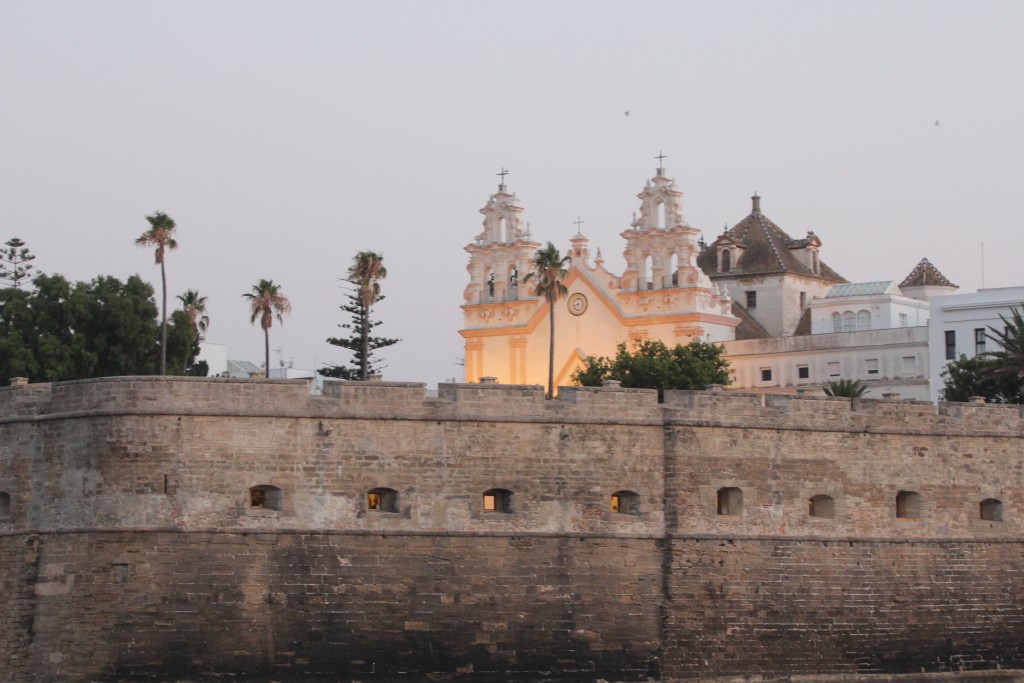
981;242;985;289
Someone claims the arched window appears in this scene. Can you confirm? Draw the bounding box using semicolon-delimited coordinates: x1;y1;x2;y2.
856;310;871;331
980;498;1003;522
0;492;10;520
654;200;666;228
668;253;679;287
611;490;640;515
896;491;921;519
368;487;399;513
483;488;513;514
643;255;654;290
842;311;856;332
809;494;834;519
721;249;731;273
717;487;743;516
249;485;282;511
832;312;842;333
496;215;506;242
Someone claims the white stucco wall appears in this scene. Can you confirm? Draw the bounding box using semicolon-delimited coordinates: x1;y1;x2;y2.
928;286;1024;401
722;326;930;400
810;295;929;334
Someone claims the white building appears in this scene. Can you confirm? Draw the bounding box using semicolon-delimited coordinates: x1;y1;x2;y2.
723;326;930;398
723;276;934;400
928;286;1024;402
808;281;929;334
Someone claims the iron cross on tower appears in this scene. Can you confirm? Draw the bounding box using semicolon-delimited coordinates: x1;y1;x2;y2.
655;150;667;175
497;168;509;190
574;216;585;235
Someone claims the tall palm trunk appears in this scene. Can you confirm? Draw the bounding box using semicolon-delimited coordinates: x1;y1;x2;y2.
264;328;270;379
160;260;167;376
547;303;555;398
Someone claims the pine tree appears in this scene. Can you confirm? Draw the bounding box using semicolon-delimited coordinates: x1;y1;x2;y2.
322;283;399;380
0;237;37;288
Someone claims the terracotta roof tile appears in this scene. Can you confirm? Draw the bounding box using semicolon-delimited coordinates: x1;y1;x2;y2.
698;201;845;283
899;258;957;288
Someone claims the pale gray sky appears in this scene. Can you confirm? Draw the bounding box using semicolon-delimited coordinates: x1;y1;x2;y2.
2;1;1022;386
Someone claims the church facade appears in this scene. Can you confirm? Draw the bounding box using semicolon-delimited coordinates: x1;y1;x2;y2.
459;166;738;387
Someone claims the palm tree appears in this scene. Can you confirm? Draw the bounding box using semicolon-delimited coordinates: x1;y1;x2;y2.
823;378;869;398
348;251;387;380
524;242;570;398
243;279;291;378
135;212;178;375
177;289;209;344
984;306;1024;394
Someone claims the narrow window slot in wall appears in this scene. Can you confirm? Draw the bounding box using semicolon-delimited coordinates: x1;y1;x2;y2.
717;487;743;516
611;490;639;515
809;494;835;519
368;487;399;513
896;491;921;519
483;488;513;514
980;498;1003;522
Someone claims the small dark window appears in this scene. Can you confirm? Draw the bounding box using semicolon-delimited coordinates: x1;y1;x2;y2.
800;291;807;308
866;358;879;375
896;490;921;519
250;485;282;511
483;488;513;514
945;330;956;360
717;487;743;516
760;368;772;382
809;494;834;519
611;490;640;515
797;365;810;380
980;498;1003;522
368;487;399;513
746;291;757;308
975;328;987;356
721;249;731;272
0;491;10;520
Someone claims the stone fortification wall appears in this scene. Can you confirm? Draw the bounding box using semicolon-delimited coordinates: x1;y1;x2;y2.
1;377;1024;681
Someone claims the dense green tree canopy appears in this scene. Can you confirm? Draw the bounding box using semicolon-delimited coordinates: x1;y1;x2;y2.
0;273;195;386
940;353;1023;403
572;338;731;401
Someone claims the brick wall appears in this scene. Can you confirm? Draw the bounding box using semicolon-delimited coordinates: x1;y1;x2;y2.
2;377;1024;681
23;531;662;681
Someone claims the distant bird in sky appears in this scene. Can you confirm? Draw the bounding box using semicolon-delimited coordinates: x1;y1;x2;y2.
625;110;630;116
935;120;940;126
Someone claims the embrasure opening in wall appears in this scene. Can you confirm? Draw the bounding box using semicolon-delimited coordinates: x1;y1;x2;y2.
980;498;1003;522
896;490;921;519
809;494;835;519
717;487;743;516
368;487;399;513
611;490;639;514
483;488;513;514
250;485;282;511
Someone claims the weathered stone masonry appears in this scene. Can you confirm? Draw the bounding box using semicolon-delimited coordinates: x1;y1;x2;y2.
1;377;1023;682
